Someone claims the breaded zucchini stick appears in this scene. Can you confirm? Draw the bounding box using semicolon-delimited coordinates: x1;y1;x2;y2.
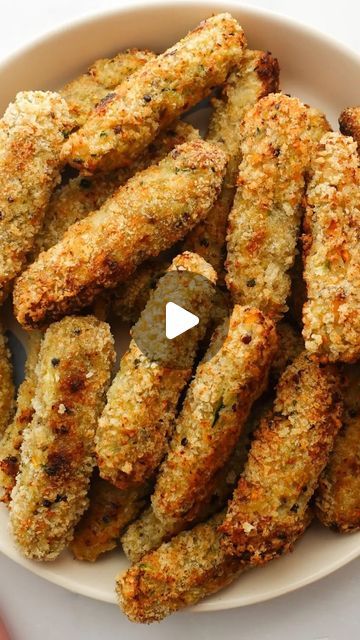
118;507;312;623
14;139;226;329
207;51;280;180
121;439;247;563
288;106;333;328
60;49;154;127
0;92;71;303
302;132;360;362
183;50;279;280
96;252;216;489
118;511;242;622
152;306;277;522
0;325;14;436
34;122;198;255
339;106;360;153
62;13;246;173
316;364;360;532
220;352;342;562
115;45;282;320
88;50;154;88
0;332;42;503
225;94;330;320
118;327;307;618
10;316;115;560
122;322;302;562
70;472;151;562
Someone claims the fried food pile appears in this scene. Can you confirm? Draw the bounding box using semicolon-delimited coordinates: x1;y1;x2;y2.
0;12;359;624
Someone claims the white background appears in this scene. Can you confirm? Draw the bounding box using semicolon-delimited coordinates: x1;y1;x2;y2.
0;1;359;639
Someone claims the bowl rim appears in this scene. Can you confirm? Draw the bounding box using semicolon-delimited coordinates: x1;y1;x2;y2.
0;0;360;75
0;0;360;612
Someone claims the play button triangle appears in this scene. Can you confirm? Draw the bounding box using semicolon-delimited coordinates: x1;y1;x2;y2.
165;302;199;340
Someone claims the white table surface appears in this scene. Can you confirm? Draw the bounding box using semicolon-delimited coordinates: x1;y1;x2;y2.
0;1;359;638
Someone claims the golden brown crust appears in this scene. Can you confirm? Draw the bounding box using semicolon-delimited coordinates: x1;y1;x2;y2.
183;50;279;282
0;325;15;437
339;106;360;152
302;132;360;362
70;473;150;561
61;14;246;172
0;332;42;503
122;432;251;563
14;139;227;329
225;94;329;321
220;352;342;562
33;122;199;256
60;49;155;127
117;512;243;623
316;364;360;532
208;50;280;179
33;172;120;256
118;507;312;623
111;254;172;323
96;252;217;489
270;321;304;384
122;321;302;562
117;325;308;621
0;91;71;302
9;316;115;560
88;49;155;87
152;306;277;522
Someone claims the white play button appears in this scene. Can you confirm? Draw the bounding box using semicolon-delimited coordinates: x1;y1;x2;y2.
165;302;199;340
132;268;225;368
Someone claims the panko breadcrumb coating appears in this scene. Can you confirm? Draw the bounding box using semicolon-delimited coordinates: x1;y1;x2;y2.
302;132;360;362
270;321;303;384
288;109;332;327
316;364;360;532
0;325;14;436
88;50;155;88
306;106;332;143
339;106;360;154
0;91;71;303
70;472;151;562
111;253;172;323
114;49;279;321
225;94;330;321
121;505;184;563
122;321;302;562
33;121;198;256
183;50;279;281
96;252;216;489
10;316;115;561
207;50;280;181
118;507;312;623
33;172;120;256
121;437;247;562
152;306;277;522
118;511;243;623
38;122;199;319
220;352;342;562
0;332;42;503
14;139;226;329
62;13;246;173
60;49;154;127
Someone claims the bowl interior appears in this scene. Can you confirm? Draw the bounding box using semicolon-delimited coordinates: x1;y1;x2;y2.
0;0;360;611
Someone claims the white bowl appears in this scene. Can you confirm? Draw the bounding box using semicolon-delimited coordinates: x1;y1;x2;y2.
1;0;360;612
